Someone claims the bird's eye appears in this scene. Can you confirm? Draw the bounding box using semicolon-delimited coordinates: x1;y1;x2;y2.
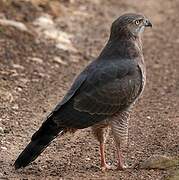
135;20;140;25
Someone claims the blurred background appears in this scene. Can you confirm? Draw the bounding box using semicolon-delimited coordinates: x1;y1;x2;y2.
0;0;178;179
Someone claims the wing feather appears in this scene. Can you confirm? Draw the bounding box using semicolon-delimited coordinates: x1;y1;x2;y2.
73;59;140;115
49;59;142;128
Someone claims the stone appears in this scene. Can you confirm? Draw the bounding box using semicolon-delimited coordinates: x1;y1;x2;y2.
0;19;28;32
1;146;7;151
140;155;179;170
29;57;43;64
0;127;4;135
53;56;68;66
166;169;179;180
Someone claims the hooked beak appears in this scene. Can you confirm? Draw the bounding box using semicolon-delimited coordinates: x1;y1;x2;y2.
144;19;152;27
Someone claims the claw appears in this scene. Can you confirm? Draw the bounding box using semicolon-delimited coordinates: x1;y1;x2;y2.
116;163;129;170
101;163;112;171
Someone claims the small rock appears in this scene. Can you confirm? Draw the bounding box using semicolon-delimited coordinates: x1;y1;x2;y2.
0;172;3;177
56;43;70;51
167;169;179;180
140;155;179;170
33;14;54;28
86;157;91;161
56;42;77;53
0;127;4;135
1;146;7;151
0;19;28;32
12;104;19;110
55;31;72;44
12;64;24;70
29;57;43;64
33;14;77;54
16;87;23;92
53;56;68;66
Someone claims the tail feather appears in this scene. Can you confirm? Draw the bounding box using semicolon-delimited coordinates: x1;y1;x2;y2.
14;118;64;169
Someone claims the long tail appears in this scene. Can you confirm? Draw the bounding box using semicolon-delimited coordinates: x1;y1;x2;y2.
14;117;64;169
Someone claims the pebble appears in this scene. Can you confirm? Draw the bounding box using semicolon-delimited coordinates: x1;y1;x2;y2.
53;56;68;66
1;146;7;151
140;155;179;170
33;14;54;28
12;63;24;70
12;104;19;110
17;87;23;92
29;57;43;64
0;19;28;32
168;169;179;180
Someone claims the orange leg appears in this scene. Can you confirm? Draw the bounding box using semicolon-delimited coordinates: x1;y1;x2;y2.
99;142;111;171
116;146;128;170
92;124;110;171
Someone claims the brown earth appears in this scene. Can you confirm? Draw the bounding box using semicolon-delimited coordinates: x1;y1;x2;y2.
0;0;179;179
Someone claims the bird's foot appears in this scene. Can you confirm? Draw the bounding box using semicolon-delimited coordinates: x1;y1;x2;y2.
116;163;130;170
101;163;113;172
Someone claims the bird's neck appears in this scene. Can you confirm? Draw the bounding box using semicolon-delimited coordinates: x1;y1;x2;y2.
99;37;143;60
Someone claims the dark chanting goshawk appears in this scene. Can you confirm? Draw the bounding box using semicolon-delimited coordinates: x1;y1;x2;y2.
14;13;152;171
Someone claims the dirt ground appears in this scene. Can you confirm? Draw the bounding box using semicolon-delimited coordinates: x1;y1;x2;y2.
0;0;179;179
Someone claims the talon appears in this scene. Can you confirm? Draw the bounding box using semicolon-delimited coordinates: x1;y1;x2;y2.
117;163;134;170
101;163;112;171
116;163;129;170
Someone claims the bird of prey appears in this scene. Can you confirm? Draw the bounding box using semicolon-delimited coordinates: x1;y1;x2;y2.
14;13;152;171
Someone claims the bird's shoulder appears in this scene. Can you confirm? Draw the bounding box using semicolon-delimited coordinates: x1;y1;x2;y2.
85;58;138;83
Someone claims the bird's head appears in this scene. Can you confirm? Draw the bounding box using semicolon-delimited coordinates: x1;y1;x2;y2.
110;13;152;40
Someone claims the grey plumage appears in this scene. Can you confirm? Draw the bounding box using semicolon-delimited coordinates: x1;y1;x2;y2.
14;13;152;170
